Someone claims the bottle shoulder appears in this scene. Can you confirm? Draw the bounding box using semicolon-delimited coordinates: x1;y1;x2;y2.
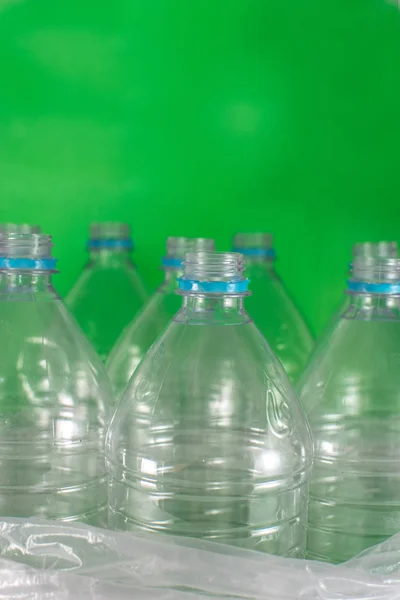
0;296;113;414
67;262;147;301
109;319;313;461
299;316;400;417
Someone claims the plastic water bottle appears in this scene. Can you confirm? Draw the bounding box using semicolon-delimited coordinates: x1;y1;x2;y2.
0;232;112;524
232;233;313;382
299;254;400;563
107;236;215;397
106;251;313;556
66;222;147;361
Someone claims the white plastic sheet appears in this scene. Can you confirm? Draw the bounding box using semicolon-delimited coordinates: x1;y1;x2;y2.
0;519;400;599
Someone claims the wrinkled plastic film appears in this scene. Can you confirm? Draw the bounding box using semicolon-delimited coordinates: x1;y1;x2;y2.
0;519;400;599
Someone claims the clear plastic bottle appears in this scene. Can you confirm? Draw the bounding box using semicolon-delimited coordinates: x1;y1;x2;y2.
107;236;215;397
66;222;147;361
232;233;313;382
106;251;313;556
0;233;112;524
299;255;400;563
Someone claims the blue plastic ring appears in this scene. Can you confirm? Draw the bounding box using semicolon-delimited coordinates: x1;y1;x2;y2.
347;280;400;294
162;257;183;268
177;278;250;293
0;258;57;270
232;247;276;258
88;239;133;249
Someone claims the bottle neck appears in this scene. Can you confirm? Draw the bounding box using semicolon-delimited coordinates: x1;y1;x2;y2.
232;247;275;265
159;267;184;291
344;290;400;320
243;255;275;269
176;294;250;324
89;248;132;267
0;271;56;295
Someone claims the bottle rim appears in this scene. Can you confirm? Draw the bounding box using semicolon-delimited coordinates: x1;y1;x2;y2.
232;232;275;258
0;233;57;272
0;223;41;235
352;241;398;259
348;256;400;294
162;237;215;269
88;222;133;250
178;251;250;294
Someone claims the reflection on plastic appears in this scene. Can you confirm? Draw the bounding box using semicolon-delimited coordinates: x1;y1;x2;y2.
0;519;400;599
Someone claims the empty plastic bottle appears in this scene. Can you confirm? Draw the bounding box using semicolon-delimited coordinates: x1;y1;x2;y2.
232;233;313;382
106;251;313;556
0;233;112;524
66;223;147;361
107;236;215;397
299;254;400;563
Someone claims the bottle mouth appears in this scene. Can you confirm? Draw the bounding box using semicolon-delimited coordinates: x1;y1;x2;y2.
88;222;133;250
352;241;398;259
177;251;250;294
162;237;215;269
348;257;400;294
0;223;41;235
0;233;57;271
232;232;275;258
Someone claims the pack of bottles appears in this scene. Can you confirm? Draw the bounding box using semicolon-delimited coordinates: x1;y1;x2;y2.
1;220;399;564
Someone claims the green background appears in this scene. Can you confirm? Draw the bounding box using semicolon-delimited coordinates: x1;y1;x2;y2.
1;0;400;334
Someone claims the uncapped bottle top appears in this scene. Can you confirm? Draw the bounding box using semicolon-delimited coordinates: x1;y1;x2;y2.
0;233;57;271
0;223;41;235
88;222;133;250
162;237;215;268
232;232;275;258
348;256;400;294
352;241;398;259
178;251;249;293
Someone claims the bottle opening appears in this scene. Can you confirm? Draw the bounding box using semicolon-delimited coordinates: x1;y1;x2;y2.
178;252;250;294
0;233;57;271
162;237;215;269
348;257;400;294
352;241;398;259
0;223;41;235
232;232;275;258
88;222;133;250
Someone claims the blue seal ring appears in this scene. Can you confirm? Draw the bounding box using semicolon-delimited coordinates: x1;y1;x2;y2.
0;257;57;270
162;257;183;268
88;239;133;250
232;247;276;258
177;278;250;293
347;280;400;294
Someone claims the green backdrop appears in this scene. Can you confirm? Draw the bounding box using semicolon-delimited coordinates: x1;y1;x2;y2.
1;0;400;334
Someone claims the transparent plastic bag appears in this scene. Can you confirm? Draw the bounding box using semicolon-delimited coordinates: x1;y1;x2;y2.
0;519;400;599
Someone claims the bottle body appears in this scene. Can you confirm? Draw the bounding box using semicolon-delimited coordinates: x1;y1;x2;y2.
0;270;112;524
106;252;312;555
300;265;400;562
